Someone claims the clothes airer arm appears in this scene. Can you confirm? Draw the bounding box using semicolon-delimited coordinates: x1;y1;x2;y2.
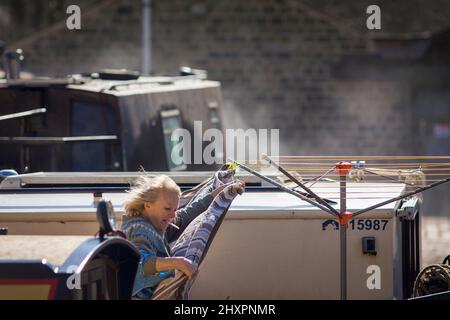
262;154;339;214
352;175;450;218
229;158;338;217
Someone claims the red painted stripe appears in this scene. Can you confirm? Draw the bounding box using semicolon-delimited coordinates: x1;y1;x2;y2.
0;278;59;300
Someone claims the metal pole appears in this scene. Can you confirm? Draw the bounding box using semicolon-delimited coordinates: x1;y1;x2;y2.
340;174;347;300
141;0;152;75
335;161;352;300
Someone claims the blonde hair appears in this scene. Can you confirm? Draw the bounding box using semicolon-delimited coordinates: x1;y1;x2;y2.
123;174;181;217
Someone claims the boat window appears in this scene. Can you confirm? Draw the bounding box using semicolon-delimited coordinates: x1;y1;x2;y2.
207;101;223;162
160;109;186;171
71;100;119;171
208;101;221;130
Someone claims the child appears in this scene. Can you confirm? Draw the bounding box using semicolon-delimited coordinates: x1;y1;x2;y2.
121;174;244;299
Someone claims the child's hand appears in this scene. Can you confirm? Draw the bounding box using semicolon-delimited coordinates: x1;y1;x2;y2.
174;257;197;278
229;180;245;195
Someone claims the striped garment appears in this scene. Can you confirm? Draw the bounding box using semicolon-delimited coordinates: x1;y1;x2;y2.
171;182;237;266
152;170;238;299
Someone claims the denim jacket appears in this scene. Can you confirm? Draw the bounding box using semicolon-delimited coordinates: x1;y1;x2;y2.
121;193;214;299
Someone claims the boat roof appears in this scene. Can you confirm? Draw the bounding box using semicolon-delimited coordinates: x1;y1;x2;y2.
67;77;220;96
0;181;405;219
0;171;264;188
0;75;220;97
0;235;90;266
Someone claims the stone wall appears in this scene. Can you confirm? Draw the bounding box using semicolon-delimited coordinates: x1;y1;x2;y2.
1;0;450;155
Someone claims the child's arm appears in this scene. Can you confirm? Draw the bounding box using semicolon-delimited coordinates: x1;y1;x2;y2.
166;192;214;240
143;256;197;278
167;182;245;241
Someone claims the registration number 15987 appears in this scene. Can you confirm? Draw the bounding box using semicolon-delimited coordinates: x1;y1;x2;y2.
349;219;389;231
